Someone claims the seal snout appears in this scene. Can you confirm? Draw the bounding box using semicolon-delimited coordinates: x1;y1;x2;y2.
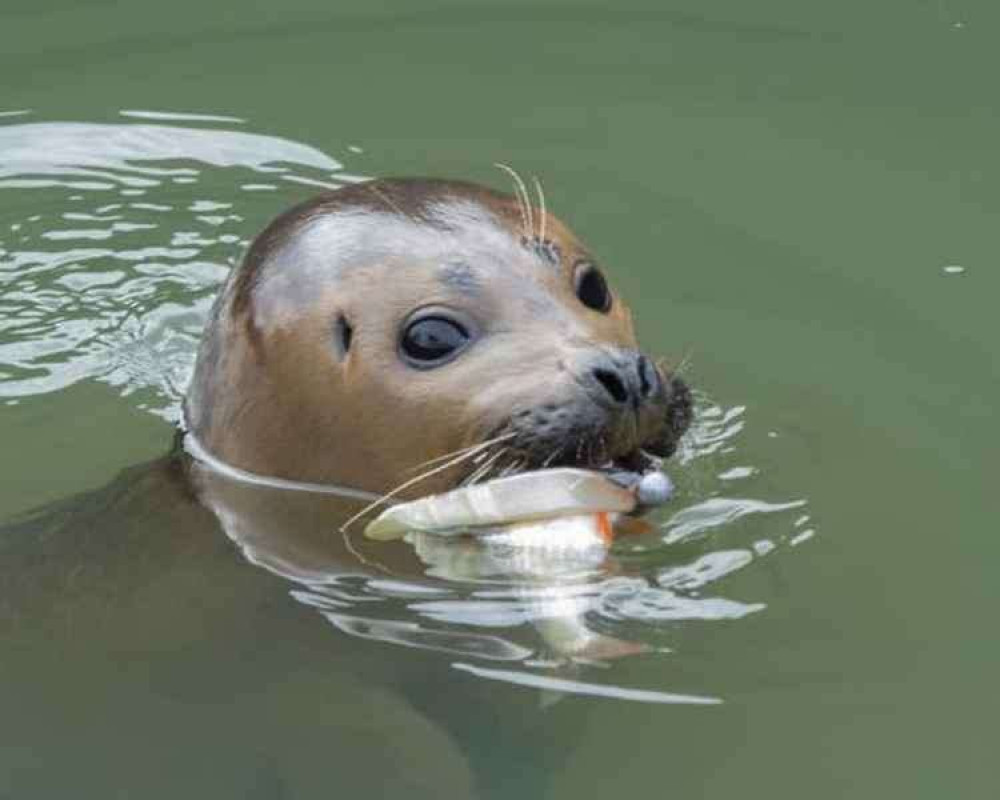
643;372;693;459
485;348;681;475
584;351;662;412
559;349;692;466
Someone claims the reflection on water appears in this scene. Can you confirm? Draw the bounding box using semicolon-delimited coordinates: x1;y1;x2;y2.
1;113;812;707
0;115;354;417
192;388;809;704
452;663;721;705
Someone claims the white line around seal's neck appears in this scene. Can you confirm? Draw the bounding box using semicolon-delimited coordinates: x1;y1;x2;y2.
182;429;383;503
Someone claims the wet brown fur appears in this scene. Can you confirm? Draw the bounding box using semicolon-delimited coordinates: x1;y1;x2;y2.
231;179;529;322
186;177;687;496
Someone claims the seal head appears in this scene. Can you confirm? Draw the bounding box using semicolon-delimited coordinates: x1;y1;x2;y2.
185;178;691;495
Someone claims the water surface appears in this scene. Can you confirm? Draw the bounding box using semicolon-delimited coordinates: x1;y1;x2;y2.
1;2;996;798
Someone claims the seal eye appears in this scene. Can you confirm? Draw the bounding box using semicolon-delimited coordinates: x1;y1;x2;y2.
574;262;612;313
400;316;470;367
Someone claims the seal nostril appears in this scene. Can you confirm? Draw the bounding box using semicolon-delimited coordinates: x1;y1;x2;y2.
593;368;629;405
637;355;659;398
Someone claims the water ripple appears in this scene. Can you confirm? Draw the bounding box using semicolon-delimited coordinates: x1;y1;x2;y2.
0;118;354;418
243;391;813;683
2;115;815;701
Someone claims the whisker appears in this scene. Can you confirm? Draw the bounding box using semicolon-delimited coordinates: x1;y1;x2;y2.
463;447;508;487
338;437;510;533
656;347;695;376
462;463;488;488
402;432;515;475
366;183;406;217
465;450;506;486
542;446;563;469
674;349;694;375
494;162;534;239
499;458;525;478
531;174;547;242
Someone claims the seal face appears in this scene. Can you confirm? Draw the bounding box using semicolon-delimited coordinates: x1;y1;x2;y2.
185;178;691;495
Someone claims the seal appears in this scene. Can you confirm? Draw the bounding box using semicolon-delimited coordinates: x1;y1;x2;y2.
185;177;691;496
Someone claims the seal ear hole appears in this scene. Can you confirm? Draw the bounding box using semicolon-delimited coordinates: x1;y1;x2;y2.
335;314;353;359
573;262;612;313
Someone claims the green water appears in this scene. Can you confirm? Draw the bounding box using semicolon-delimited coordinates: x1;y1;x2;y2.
1;1;997;797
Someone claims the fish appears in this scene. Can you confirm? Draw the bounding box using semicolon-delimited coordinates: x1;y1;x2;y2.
363;467;673;542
